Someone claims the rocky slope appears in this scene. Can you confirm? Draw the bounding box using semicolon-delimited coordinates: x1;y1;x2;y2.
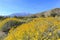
29;8;60;17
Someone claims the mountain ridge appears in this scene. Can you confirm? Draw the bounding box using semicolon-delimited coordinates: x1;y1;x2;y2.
28;8;60;17
1;8;60;17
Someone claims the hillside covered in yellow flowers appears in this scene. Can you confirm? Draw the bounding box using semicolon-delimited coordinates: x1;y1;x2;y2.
3;17;60;40
0;8;60;40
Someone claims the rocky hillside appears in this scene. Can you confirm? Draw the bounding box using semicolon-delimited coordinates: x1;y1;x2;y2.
30;8;60;17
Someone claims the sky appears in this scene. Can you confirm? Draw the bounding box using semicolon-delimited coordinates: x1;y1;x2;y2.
0;0;60;16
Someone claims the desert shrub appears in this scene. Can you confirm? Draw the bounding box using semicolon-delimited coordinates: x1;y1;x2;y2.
41;15;45;17
51;13;57;17
0;18;25;34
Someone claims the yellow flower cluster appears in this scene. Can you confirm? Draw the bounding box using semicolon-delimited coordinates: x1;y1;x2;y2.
4;17;60;40
0;18;21;29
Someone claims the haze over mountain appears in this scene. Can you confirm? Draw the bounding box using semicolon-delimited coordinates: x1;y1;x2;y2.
8;12;32;17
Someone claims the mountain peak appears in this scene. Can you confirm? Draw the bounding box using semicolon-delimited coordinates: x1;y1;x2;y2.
9;12;32;17
51;8;60;11
51;8;60;14
53;8;60;10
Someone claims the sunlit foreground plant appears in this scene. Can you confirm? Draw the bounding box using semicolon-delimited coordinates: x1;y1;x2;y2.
4;17;60;40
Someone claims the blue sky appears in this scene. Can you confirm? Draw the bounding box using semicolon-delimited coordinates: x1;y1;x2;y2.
0;0;60;16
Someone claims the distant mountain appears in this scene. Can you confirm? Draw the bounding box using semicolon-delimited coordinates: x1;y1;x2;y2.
9;12;32;17
29;8;60;17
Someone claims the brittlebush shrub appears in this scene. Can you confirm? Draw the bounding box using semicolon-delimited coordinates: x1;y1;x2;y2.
0;18;20;28
0;18;24;34
4;17;60;40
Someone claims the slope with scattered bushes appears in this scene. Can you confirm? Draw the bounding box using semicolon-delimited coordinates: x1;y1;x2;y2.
4;17;60;40
29;8;60;17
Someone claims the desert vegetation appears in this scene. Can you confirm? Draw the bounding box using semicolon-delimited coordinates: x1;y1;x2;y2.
4;17;60;40
0;8;60;40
